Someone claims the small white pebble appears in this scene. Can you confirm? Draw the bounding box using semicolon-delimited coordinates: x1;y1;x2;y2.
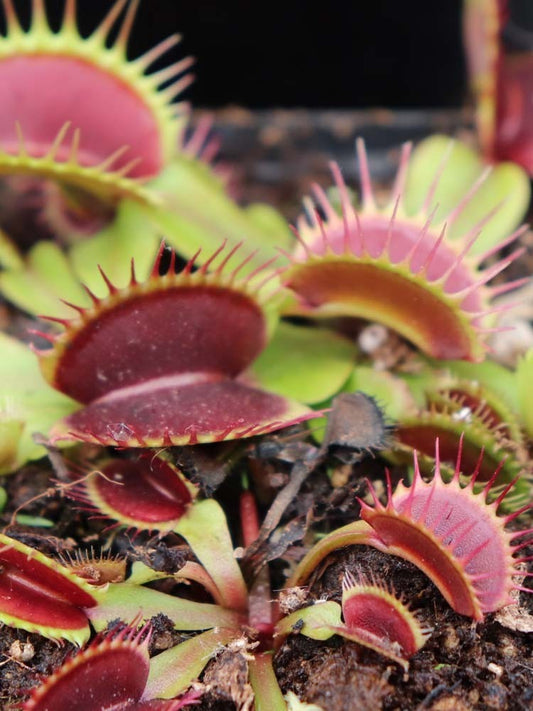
487;662;503;678
358;324;389;353
451;406;473;423
489;318;533;366
9;640;34;663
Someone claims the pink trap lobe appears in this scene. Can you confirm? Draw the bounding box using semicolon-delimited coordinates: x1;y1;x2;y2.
0;56;163;177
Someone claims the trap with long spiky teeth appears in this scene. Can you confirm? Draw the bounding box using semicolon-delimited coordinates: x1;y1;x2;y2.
289;438;532;621
360;444;532;620
36;242;315;447
282;139;526;361
0;0;193;206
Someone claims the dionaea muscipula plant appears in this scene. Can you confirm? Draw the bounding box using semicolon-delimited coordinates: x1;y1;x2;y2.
23;621;201;711
0;0;295;262
288;437;532;621
281;139;526;361
34;242;316;448
0;0;192;208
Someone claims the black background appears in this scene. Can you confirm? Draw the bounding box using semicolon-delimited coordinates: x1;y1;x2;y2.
5;0;468;109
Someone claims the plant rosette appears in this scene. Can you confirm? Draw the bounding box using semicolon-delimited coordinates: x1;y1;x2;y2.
83;495;293;710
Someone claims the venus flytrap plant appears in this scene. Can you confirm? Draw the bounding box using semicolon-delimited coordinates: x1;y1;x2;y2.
0;0;293;298
0;4;529;706
67;454;372;709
